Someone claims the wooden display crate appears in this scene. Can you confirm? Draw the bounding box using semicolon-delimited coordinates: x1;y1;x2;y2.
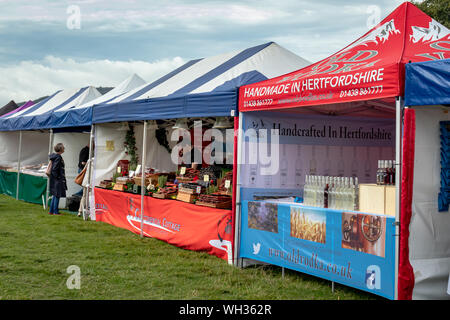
113;183;126;191
195;201;232;209
152;192;174;199
176;191;197;203
359;184;396;215
133;176;149;186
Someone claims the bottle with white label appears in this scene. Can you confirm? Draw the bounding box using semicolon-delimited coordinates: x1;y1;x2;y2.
328;177;336;209
353;177;359;211
295;145;303;188
335;177;344;210
280;144;288;188
303;175;309;205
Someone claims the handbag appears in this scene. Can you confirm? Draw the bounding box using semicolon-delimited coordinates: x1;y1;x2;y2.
45;160;52;177
75;165;87;186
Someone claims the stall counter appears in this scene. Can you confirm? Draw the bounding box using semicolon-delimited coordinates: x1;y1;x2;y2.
94;187;234;263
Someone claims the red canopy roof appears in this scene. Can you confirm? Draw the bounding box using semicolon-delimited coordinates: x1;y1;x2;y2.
239;2;450;113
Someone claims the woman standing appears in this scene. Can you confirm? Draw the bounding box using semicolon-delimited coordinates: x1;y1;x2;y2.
48;143;67;215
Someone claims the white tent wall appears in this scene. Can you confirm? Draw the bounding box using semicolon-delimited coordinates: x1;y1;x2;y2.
410;106;450;300
52;132;89;209
93;122;178;188
0;131;50;168
134;123;178;174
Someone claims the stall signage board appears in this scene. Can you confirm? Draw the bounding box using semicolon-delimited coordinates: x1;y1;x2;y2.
240;112;395;201
239;200;396;299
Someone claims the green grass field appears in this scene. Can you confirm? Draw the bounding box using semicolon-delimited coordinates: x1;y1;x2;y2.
0;194;380;300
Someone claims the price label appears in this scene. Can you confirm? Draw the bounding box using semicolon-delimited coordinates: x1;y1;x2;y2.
196;186;202;194
224;180;231;189
117;167;121;173
203;175;209;182
180;167;186;175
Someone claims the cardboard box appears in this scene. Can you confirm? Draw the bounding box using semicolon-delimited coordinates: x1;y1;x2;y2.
359;184;396;216
384;185;396;216
359;184;386;214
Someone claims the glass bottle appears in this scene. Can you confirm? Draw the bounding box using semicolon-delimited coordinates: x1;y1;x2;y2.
324;176;329;208
329;177;336;209
353;177;359;211
303;175;309;205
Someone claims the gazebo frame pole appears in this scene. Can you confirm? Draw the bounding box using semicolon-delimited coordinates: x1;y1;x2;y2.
16;131;23;200
45;129;54;209
140;121;148;237
234;112;244;267
394;96;404;301
85;125;95;220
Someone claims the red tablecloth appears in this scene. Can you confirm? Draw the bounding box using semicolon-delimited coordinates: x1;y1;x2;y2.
94;188;233;262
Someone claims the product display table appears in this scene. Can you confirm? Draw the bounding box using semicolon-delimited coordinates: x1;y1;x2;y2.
94;187;234;262
0;169;47;205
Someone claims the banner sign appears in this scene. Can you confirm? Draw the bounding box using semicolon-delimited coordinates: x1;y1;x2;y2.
239;3;450;112
240;112;395;200
94;188;233;263
239;200;396;299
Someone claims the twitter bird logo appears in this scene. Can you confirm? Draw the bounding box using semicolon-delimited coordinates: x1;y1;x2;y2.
252;242;261;255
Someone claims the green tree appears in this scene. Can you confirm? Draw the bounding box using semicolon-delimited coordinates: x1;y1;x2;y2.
412;0;450;28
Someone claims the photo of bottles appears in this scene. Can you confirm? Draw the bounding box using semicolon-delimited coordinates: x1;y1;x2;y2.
242;142;395;190
290;207;326;244
341;212;386;257
247;201;279;233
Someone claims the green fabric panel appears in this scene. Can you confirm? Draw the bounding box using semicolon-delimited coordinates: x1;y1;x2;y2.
19;173;47;205
0;170;17;198
0;169;47;204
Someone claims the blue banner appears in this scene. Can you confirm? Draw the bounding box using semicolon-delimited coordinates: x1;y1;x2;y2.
239;200;396;299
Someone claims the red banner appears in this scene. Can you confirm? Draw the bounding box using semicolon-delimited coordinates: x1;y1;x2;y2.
94;188;233;262
239;2;450;112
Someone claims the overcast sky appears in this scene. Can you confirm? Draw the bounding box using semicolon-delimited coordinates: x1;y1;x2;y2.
0;0;409;106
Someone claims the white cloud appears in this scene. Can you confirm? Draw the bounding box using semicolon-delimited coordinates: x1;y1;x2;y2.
0;56;185;105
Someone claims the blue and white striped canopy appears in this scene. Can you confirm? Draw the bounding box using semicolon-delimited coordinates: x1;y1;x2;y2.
93;42;310;123
0;74;146;131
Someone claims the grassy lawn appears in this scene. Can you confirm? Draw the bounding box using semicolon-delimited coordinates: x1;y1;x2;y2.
0;194;380;300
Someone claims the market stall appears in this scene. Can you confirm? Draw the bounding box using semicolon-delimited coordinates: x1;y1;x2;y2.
91;42;311;262
0;74;146;211
0;100;18;117
0;86;102;207
403;59;450;299
235;2;449;300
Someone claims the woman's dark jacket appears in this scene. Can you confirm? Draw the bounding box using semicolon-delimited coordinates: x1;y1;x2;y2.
49;153;67;198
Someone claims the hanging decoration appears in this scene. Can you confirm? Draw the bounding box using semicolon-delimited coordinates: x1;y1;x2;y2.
124;124;139;171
